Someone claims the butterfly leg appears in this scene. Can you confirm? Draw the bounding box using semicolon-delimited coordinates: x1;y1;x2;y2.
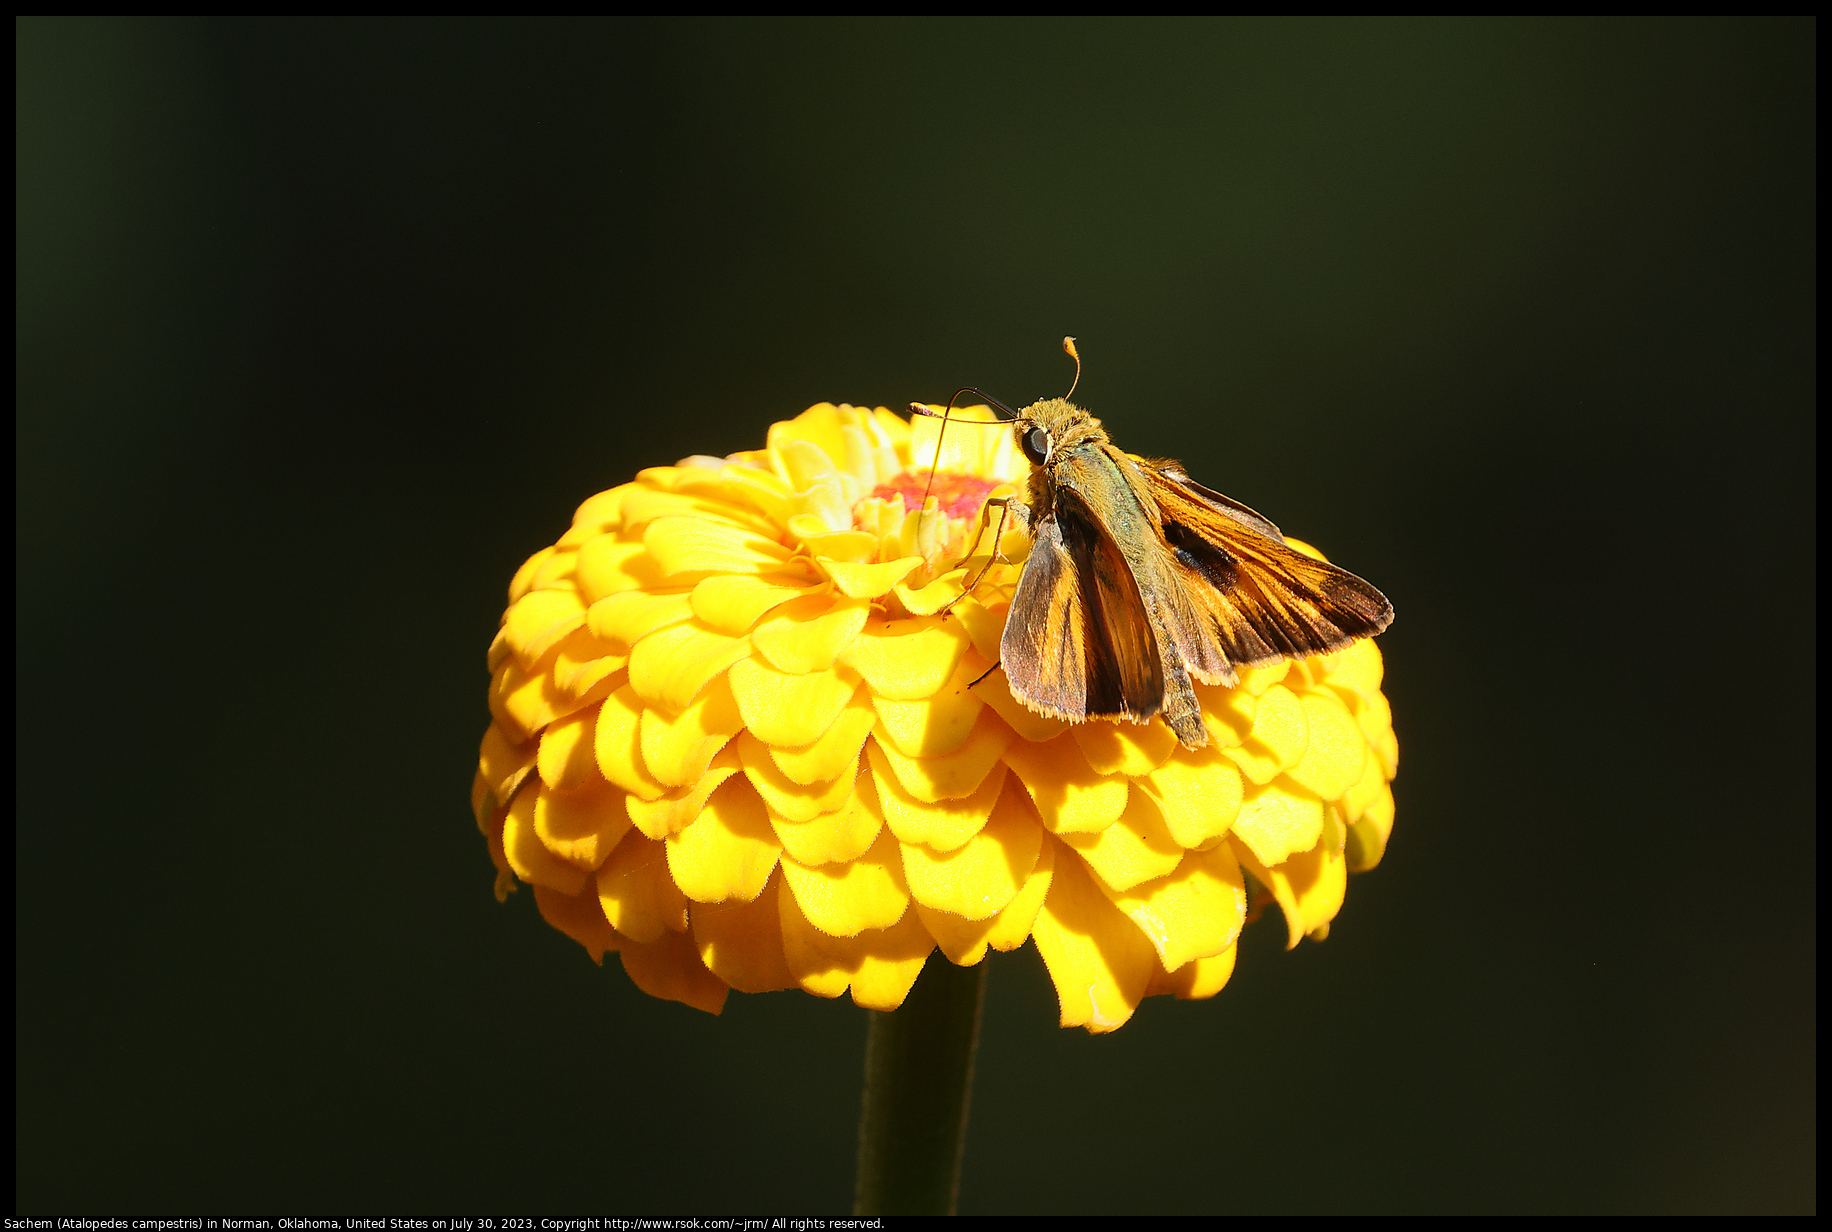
967;660;1002;689
938;496;1027;617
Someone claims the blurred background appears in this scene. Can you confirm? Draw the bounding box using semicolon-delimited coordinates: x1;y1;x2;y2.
16;17;1814;1214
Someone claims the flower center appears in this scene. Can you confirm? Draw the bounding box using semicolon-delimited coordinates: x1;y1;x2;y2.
870;470;1001;521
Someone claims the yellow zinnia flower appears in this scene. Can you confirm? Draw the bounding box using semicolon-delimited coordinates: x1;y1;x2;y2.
472;402;1398;1032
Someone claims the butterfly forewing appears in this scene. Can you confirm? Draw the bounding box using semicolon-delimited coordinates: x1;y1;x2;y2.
1146;464;1394;669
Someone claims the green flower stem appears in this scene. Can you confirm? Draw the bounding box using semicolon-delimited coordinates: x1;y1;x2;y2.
853;957;987;1215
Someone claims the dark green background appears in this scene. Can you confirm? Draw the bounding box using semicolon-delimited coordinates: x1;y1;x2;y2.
16;17;1814;1214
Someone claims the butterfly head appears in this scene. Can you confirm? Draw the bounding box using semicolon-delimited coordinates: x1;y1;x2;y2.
1013;397;1106;469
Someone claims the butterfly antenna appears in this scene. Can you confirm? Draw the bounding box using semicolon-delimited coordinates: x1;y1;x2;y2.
909;387;1020;507
1062;336;1082;400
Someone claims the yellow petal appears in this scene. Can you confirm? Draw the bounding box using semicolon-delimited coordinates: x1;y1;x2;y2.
777;888;934;1009
593;686;667;802
532;549;581;593
479;723;537;808
503;587;588;669
1282;654;1331;693
1319;637;1384;702
911;902;994;967
820;555;923;599
870;745;1008;852
665;775;781;904
869;406;912;455
1347;779;1395;872
772;425;845;485
951;595;1007;664
899;776;1041;921
1229;778;1325;870
502;784;588;895
567;484;635;538
1224;683;1308;786
620;487;780;538
1002;734;1130;835
770;770;884;865
624;745;743;840
839;614;972;699
534;777;631;870
1339;748;1385;824
690;573;820;636
559;509;605;545
585;588;695;646
491;649;604;742
841;419;889;486
736;730;855;822
1146;944;1237;1000
1282;690;1367;801
1235;660;1291;696
1370;722;1399;780
779;826;911;937
969;662;1069;743
1096;842;1246;972
795;524;882;564
1195;682;1255;748
908;402;995;476
509;546;557;606
750;594;870;674
1137;742;1245;850
716;465;795;528
985;833;1055;951
596;832;689;941
1070;718;1179;777
691;872;797;993
576;536;668;603
645;515;793;581
638;672;744;788
1060;784;1183;892
1230;835;1308;951
1353;687;1398;776
913;834;1054;966
533;883;620;963
626;621;750;714
867;709;1013;803
471;771;494;832
1030;838;1155;1033
871;646;988;757
537;707;599;793
892;567;970;618
479;799;516;894
550;629;628;703
616;927;728;1015
769;691;877;785
1278;807;1348;938
727;656;859;747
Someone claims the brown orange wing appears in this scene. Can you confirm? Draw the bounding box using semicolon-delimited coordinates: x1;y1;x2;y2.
1000;491;1166;724
1139;460;1394;680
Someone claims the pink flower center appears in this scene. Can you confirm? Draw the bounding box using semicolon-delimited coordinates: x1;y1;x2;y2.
869;470;1002;521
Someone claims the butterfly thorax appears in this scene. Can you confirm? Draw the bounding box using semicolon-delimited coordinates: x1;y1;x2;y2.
1016;398;1122;523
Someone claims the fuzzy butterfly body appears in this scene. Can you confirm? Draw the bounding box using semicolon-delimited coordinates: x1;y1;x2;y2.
990;395;1393;751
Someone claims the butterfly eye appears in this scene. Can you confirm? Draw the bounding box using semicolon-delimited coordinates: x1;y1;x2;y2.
1020;424;1051;465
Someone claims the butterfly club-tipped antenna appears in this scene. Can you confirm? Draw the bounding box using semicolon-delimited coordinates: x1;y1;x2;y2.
1062;335;1081;401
